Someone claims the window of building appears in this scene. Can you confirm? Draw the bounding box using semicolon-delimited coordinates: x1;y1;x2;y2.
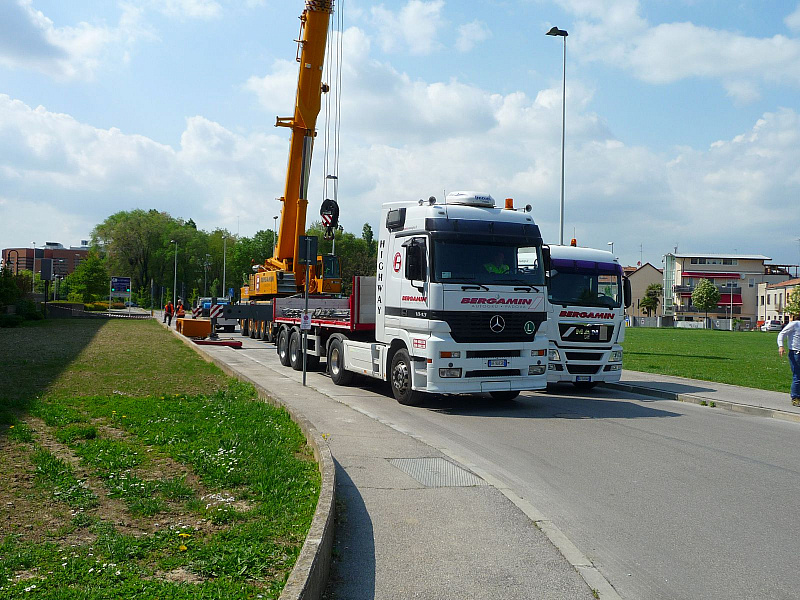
748;278;754;288
722;259;738;265
760;296;765;306
767;295;771;305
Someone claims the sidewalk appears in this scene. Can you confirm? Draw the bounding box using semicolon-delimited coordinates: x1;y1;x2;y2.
607;370;800;424
152;313;602;599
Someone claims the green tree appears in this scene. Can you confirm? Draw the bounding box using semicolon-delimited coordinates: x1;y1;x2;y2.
786;288;800;318
640;283;663;317
0;267;22;307
67;251;109;303
691;278;720;327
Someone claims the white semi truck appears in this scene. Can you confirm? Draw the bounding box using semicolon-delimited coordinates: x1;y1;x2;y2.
544;244;631;390
229;192;552;405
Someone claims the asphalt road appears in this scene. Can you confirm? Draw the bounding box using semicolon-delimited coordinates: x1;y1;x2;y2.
213;329;800;599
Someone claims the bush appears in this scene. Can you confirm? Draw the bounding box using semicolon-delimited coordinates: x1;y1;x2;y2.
0;314;25;328
16;299;43;320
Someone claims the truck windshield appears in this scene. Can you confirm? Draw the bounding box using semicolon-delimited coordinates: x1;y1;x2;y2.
549;261;622;308
432;241;544;286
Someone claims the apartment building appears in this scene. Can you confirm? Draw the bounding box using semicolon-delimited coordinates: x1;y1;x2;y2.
662;253;792;326
757;278;800;324
2;241;90;277
623;263;664;317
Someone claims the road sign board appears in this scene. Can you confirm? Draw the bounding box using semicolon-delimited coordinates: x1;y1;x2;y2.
111;277;131;294
300;312;311;331
209;304;223;319
192;306;202;318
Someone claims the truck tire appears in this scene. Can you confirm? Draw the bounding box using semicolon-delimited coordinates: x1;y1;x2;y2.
289;330;303;371
328;338;353;386
240;319;249;336
249;320;257;339
277;328;291;366
489;391;520;401
390;349;423;406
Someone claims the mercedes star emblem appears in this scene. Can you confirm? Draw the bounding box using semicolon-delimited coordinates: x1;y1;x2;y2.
489;315;505;333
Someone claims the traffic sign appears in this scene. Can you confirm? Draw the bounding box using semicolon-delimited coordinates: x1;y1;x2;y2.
209;304;224;319
111;277;131;294
300;312;312;331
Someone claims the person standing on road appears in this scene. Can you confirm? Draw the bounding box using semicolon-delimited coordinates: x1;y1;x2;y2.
777;314;800;406
175;300;185;325
164;301;174;326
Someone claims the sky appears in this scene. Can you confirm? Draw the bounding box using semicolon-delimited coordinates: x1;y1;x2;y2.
1;0;800;269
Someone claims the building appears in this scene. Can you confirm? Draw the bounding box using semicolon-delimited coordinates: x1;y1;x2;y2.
624;263;664;317
757;278;800;324
2;241;90;278
662;253;793;327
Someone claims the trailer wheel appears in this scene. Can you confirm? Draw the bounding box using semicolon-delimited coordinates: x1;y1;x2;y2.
240;319;249;336
489;391;520;401
277;328;291;366
390;349;423;406
328;338;353;385
249;320;257;338
289;330;303;371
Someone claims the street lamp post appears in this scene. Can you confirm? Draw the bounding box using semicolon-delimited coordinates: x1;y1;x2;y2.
546;26;568;245
31;242;36;293
204;254;211;296
170;239;178;307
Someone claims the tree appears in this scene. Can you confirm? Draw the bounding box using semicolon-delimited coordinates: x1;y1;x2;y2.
640;283;663;317
67;251;109;302
786;287;800;318
691;279;720;327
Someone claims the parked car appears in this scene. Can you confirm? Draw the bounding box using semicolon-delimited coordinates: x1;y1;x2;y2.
761;320;784;332
124;301;138;307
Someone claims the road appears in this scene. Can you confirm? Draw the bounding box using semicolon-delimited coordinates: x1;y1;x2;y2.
221;331;800;599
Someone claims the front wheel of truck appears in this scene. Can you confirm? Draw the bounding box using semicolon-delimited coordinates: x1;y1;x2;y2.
390;349;423;406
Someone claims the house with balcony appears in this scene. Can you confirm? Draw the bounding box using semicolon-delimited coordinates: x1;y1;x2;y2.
662;253;792;327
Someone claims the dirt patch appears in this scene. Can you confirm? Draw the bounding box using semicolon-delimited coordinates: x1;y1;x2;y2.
154;567;206;585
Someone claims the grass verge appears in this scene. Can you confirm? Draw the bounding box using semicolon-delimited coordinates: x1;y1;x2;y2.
622;327;788;393
0;319;320;599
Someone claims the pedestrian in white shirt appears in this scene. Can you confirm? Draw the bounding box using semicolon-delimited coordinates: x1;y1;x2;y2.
777;314;800;406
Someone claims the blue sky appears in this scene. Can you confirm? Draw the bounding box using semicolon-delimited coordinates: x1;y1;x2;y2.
1;0;800;269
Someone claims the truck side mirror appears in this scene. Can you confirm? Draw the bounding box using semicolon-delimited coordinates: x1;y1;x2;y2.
542;245;551;284
403;238;427;283
623;277;632;309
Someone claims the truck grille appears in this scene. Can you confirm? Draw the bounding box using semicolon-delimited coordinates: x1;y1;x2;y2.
431;311;546;344
564;352;603;361
566;365;601;375
465;369;521;378
466;350;521;359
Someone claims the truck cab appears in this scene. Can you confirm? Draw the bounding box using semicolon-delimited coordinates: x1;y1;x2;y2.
545;245;631;390
371;192;550;403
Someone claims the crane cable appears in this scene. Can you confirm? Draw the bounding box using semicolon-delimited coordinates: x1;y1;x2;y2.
322;0;344;216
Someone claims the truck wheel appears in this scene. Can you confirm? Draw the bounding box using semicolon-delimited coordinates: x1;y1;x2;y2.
573;381;599;391
328;338;353;385
249;320;257;339
240;320;249;336
489;391;520;401
390;349;423;406
289;330;303;371
277;328;291;366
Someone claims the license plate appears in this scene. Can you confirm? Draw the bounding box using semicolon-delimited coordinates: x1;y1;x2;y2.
575;376;592;382
488;359;508;368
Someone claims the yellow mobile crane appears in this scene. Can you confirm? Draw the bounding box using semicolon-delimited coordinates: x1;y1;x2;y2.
243;0;342;302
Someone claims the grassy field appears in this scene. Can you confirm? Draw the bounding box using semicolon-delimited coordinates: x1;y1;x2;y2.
622;327;789;393
0;319;320;599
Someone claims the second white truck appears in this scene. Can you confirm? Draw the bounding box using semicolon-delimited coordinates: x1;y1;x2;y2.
545;244;631;390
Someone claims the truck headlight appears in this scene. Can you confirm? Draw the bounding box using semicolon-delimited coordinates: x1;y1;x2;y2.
610;350;623;362
439;368;462;378
548;349;561;362
529;365;546;375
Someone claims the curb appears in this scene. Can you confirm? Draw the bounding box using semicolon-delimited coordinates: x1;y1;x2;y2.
605;382;800;425
154;316;335;600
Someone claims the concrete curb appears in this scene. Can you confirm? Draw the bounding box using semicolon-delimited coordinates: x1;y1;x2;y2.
605;381;800;424
154;317;335;600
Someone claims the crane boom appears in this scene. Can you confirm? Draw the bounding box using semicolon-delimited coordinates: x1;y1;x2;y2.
268;0;334;288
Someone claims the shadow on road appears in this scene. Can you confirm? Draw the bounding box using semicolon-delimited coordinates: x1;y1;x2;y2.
322;460;376;600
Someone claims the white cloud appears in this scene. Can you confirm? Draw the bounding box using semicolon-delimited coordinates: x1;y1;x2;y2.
370;0;445;55
558;0;800;103
0;0;154;80
786;4;800;32
456;20;491;53
154;0;222;20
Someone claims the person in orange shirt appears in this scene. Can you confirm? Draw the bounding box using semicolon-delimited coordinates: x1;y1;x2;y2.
164;301;174;326
175;300;185;324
